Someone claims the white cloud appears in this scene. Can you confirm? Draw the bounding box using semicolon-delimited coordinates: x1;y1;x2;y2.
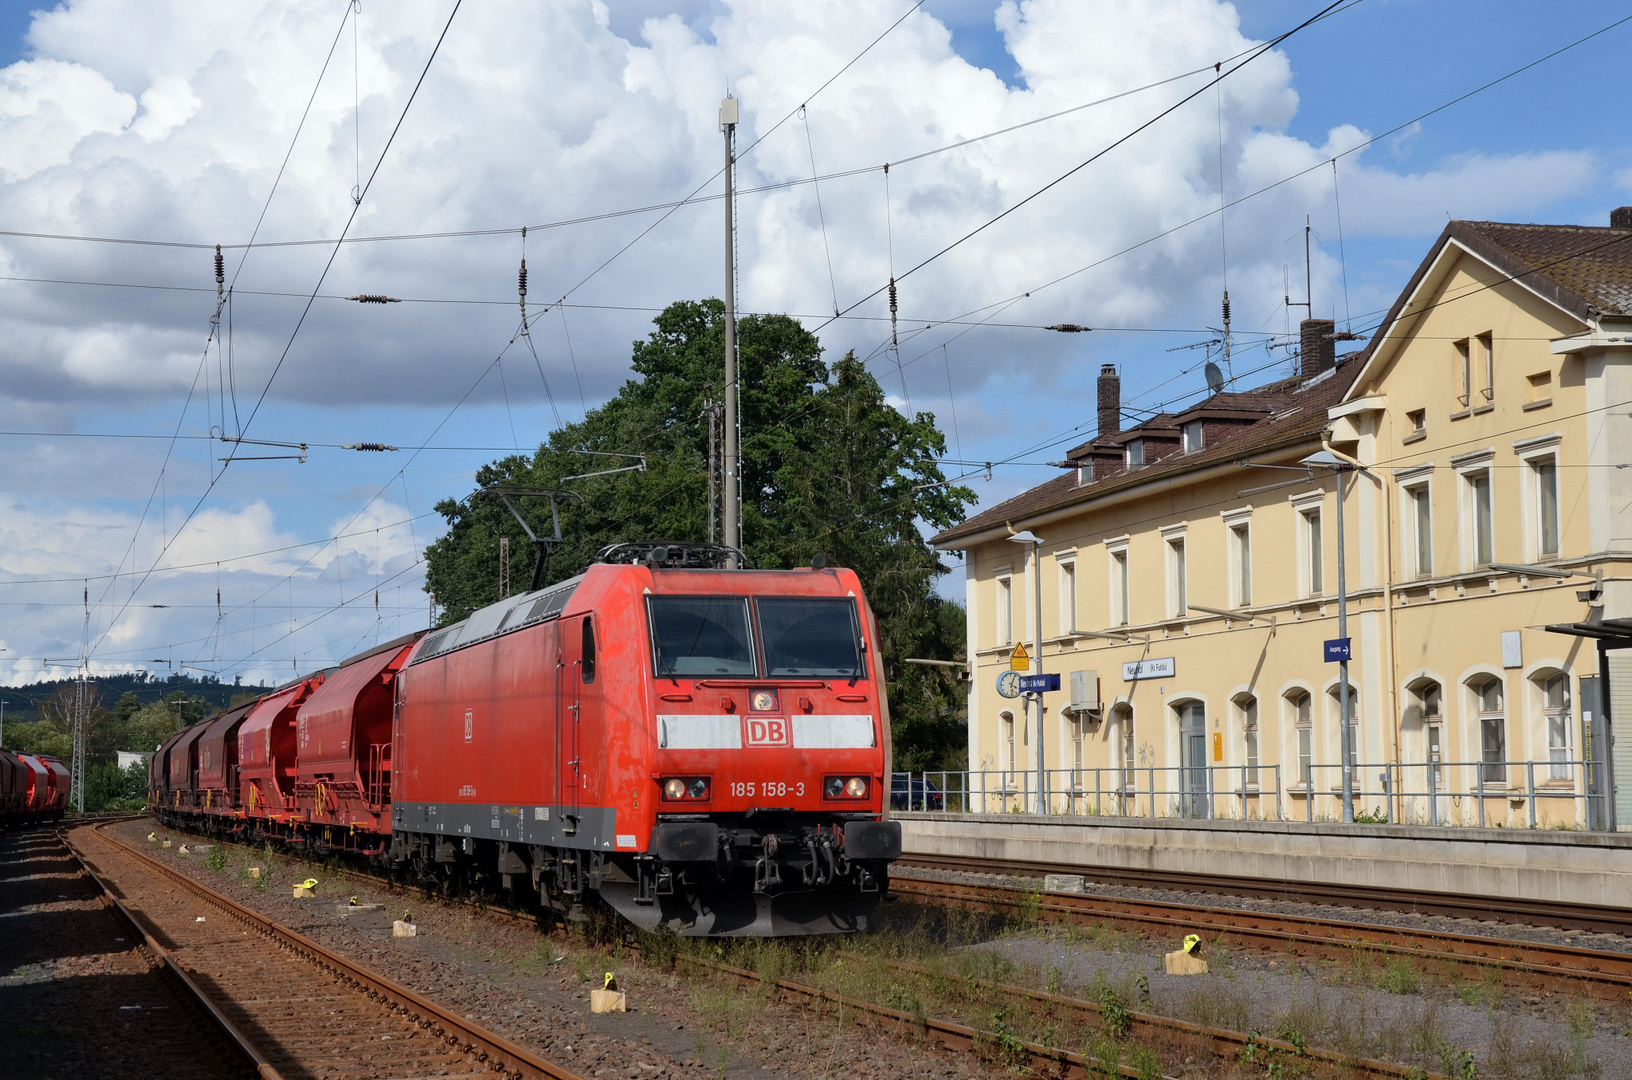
0;0;1609;677
0;58;134;181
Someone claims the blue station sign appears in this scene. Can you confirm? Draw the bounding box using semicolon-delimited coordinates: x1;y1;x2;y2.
1324;637;1352;662
1017;673;1061;693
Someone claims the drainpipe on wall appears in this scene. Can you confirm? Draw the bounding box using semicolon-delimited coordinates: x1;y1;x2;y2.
1324;428;1403;818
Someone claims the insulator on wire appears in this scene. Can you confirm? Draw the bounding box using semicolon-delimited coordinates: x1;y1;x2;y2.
345;294;400;304
519;259;527;299
1222;290;1231;325
214;244;224;296
888;276;899;349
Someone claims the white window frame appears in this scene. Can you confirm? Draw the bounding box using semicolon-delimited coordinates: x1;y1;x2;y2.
1291;490;1325;598
1105;536;1130;627
1113;702;1135;791
1544;672;1571;781
1160;522;1188;619
1410;678;1445;788
1454;338;1471;409
1183;420;1203;453
1235;693;1260;788
1468;673;1507;786
995;570;1014;646
1452;448;1496;571
1057;552;1078;637
1326;683;1361;779
1513;433;1562;563
1000;710;1017;789
1477;332;1494;404
1125;439;1144;467
1394;463;1434;580
1223;506;1253;608
1287;689;1313;789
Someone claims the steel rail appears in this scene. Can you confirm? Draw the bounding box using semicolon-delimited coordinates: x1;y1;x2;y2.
852;953;1452;1080
891;873;1632;1001
78;821;584;1080
898;850;1632;936
140;818;1452;1077
57;827;282;1080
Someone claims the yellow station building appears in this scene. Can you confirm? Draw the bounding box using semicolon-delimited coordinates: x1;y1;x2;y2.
931;212;1632;829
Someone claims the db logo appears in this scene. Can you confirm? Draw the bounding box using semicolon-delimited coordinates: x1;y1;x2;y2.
744;716;789;747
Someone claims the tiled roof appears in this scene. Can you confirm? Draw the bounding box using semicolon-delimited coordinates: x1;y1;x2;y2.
932;357;1359;547
1450;220;1632;320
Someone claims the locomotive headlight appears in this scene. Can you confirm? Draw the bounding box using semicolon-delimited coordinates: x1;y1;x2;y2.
823;775;869;799
749;689;779;713
661;776;710;801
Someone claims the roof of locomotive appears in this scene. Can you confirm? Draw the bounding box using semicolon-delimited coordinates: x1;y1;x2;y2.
408;561;864;667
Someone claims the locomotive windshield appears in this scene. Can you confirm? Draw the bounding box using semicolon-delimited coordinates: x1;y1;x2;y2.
757;598;864;678
648;596;756;676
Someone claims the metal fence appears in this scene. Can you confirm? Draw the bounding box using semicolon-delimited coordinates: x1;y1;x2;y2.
890;757;1610;829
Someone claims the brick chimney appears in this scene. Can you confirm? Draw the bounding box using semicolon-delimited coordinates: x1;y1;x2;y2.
1300;318;1335;378
1097;364;1121;436
1612;206;1632;229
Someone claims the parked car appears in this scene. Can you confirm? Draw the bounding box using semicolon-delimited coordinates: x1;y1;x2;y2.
890;773;944;811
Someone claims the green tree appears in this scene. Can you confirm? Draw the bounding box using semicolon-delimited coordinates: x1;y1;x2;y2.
425;300;974;769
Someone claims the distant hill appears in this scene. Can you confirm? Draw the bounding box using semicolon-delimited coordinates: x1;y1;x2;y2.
1;671;274;723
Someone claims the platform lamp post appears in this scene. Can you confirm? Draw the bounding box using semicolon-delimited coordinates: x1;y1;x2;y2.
1008;530;1047;814
1301;450;1356;823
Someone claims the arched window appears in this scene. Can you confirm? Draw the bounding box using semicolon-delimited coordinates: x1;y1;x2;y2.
1470;675;1506;784
1000;711;1016;789
1408;678;1444;787
1287;690;1312;787
1112;703;1135;790
1540;672;1572;781
1234;693;1259;787
1327;684;1360;768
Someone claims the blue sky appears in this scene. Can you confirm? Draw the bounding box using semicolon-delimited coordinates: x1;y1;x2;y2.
0;0;1628;683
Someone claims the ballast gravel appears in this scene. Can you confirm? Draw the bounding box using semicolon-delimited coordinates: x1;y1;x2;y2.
113;818;995;1080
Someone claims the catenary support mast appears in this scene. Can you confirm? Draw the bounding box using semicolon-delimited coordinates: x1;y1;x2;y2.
721;95;740;565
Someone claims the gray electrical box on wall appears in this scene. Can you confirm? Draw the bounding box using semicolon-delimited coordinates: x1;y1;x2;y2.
1067;670;1101;722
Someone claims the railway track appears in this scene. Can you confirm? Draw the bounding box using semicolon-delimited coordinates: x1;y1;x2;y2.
891;871;1632;1003
897;850;1632;936
64;821;584;1080
137;818;1458;1079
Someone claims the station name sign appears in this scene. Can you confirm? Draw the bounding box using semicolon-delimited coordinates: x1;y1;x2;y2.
1122;656;1175;682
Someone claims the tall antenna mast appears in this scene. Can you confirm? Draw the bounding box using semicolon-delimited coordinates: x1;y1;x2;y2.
720;93;741;566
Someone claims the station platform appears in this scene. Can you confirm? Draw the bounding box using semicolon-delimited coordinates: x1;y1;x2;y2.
893;812;1632;911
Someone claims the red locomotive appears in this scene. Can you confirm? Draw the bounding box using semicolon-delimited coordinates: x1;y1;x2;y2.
152;544;901;935
0;749;70;826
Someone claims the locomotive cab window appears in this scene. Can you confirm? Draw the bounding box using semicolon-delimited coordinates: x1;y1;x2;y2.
756;598;864;678
647;596;756;676
581;618;597;683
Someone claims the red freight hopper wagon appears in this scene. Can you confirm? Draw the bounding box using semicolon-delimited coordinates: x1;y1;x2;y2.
166;724;210;809
237;677;322;823
16;754;48;816
40;756;70;817
292;634;417;844
196;701;258;813
392;544;901;935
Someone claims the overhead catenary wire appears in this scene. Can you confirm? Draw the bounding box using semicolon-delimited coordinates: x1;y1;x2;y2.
817;1;1350;334
83;0;465;666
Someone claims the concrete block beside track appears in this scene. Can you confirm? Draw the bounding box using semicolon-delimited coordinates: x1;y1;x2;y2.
893;812;1632;910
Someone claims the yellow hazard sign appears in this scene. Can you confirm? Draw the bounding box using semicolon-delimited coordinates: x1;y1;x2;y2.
1212;732;1223;762
1010;642;1030;671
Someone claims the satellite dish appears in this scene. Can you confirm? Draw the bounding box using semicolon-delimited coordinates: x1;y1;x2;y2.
1204;361;1225;395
